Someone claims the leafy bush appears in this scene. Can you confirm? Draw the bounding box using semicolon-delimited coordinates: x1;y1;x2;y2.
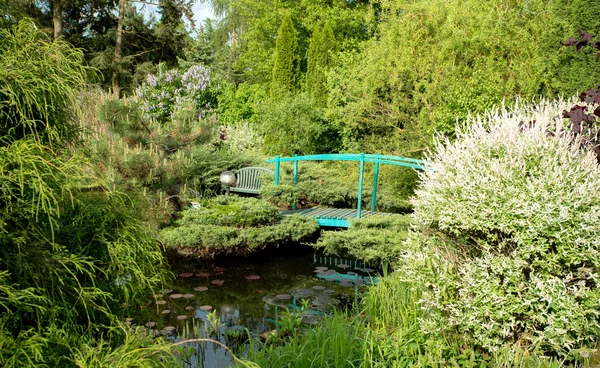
313;215;411;265
0;21;88;144
403;99;600;359
160;196;319;256
257;93;340;155
219;121;264;153
138;64;215;123
326;0;600;153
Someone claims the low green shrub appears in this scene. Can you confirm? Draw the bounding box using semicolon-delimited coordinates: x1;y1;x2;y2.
403;99;600;360
313;215;411;265
178;196;279;227
160;196;319;256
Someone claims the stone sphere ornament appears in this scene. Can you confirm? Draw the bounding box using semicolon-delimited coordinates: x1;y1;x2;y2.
219;171;237;187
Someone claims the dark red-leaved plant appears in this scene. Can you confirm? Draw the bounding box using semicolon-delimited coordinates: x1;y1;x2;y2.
563;29;600;161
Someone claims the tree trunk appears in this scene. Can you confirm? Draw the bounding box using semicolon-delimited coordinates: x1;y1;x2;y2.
52;0;63;39
113;0;126;97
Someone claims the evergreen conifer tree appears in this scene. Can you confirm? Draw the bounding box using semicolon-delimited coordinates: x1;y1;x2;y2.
271;14;299;99
306;23;335;106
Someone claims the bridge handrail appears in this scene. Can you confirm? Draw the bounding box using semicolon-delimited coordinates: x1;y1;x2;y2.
265;153;428;169
265;153;428;216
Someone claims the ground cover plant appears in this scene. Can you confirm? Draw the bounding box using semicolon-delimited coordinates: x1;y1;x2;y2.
160;196;320;257
401;99;600;362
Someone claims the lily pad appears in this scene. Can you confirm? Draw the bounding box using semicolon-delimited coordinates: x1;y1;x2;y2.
164;326;176;331
176;315;187;320
185;306;194;310
155;300;167;305
211;279;224;285
182;293;195;299
193;286;208;292
145;321;157;327
245;275;260;280
312;286;326;291
195;272;210;278
170;293;183;299
161;309;171;314
276;293;291;300
337;264;350;269
162;289;173;294
179;272;194;278
323;289;336;295
199;305;213;311
214;267;225;272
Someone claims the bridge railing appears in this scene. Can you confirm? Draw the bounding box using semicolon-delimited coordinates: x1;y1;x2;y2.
265;153;428;217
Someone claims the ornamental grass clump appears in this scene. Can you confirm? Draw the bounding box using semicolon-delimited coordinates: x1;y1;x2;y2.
405;99;600;360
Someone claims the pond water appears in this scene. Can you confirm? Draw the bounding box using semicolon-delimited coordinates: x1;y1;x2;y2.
136;246;379;368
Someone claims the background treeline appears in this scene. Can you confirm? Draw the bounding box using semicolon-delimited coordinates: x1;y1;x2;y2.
3;0;600;156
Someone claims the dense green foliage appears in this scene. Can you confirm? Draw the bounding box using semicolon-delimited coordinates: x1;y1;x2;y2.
270;14;299;99
0;21;173;367
5;0;600;365
0;21;88;143
257;93;339;155
313;215;411;265
403;100;600;359
305;22;335;106
326;0;600;153
160;196;320;256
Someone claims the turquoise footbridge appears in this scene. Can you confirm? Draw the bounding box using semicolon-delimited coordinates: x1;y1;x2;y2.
266;153;427;228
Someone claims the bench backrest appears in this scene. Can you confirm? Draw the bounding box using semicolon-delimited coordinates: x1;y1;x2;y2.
235;167;274;190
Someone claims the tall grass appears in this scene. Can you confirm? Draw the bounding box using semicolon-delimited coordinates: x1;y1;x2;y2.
242;274;580;368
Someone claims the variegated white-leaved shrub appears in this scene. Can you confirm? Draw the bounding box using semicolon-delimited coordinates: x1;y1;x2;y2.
402;99;600;359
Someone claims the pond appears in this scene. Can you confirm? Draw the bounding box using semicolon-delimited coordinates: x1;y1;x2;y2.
135;246;379;367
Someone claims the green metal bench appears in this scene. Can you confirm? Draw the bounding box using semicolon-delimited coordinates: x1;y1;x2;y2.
223;167;274;195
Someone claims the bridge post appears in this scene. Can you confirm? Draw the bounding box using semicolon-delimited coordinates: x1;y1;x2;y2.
371;161;379;212
357;153;365;218
292;154;298;210
274;155;280;186
293;154;298;184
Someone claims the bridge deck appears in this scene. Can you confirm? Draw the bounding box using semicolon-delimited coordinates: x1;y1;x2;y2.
281;207;394;228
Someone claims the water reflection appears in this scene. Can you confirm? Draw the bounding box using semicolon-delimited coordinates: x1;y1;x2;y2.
137;248;380;367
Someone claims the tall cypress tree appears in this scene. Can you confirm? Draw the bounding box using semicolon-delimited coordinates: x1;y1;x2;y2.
271;14;299;99
306;23;335;106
